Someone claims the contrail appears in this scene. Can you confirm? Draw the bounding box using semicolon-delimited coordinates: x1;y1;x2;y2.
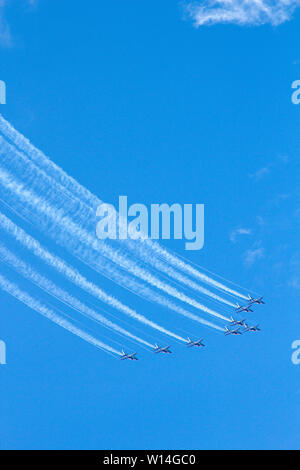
122;242;237;308
0;113;249;300
0;114;97;208
0;139;232;313
140;240;249;300
0;242;155;349
0;163;230;322
0;133;236;307
0;133;236;308
0;272;121;356
0;114;99;208
0;211;192;341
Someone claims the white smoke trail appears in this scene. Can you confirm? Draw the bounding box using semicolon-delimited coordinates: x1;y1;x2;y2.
123;241;237;307
0;133;236;308
0;114;97;208
0;129;235;307
0;132;237;307
0;113;248;300
0;272;121;356
0;211;192;340
0;242;154;349
0;163;230;322
0;136;91;223
141;241;249;300
0;138;235;310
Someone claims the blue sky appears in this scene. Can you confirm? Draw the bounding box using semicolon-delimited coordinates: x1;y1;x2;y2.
0;0;300;450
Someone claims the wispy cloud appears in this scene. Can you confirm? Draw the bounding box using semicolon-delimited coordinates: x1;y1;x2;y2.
249;165;271;182
249;155;289;182
185;0;300;27
257;215;267;226
294;208;300;220
288;278;300;289
244;245;264;266
0;1;36;47
0;0;11;47
288;250;300;289
230;227;252;243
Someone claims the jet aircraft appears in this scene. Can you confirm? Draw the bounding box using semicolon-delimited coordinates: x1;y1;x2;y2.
186;337;205;348
236;303;253;313
153;344;172;354
120;350;138;360
248;295;265;305
229;317;247;327
243;324;261;333
224;326;242;336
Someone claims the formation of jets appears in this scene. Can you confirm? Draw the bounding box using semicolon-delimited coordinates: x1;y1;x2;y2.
225;296;264;337
121;295;265;360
